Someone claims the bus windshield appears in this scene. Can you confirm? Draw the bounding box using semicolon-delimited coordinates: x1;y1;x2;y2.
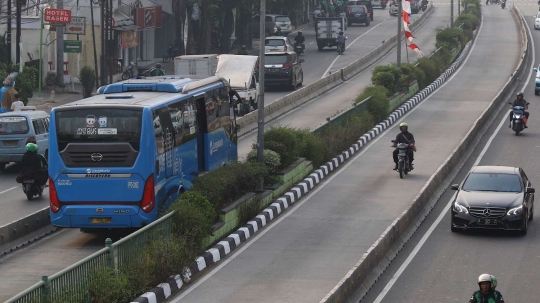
55;108;142;151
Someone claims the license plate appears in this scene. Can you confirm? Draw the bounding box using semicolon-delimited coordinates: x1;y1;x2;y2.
477;218;497;225
3;140;17;147
91;218;112;224
398;153;406;156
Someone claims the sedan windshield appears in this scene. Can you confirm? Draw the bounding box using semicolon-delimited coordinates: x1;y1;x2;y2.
351;7;365;12
266;39;285;46
265;54;289;65
462;173;522;192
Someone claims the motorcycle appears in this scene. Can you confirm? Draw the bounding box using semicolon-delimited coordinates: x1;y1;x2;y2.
294;42;305;55
336;37;347;55
501;0;506;8
21;179;44;200
122;61;137;80
511;105;527;136
391;140;411;179
421;2;428;11
163;44;179;63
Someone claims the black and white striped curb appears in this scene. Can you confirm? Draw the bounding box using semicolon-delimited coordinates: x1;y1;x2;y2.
130;41;473;303
130;275;186;303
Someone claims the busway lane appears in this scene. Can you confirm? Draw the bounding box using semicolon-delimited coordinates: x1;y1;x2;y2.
169;4;518;303
361;5;540;303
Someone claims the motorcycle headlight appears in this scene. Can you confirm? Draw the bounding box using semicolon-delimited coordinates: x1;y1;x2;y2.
453;201;468;214
507;205;523;216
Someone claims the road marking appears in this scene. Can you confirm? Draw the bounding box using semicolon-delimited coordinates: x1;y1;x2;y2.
373;13;535;302
173;13;486;301
0;186;17;196
321;19;398;78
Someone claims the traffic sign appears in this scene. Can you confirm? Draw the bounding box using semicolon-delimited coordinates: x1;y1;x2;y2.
44;8;72;24
63;40;82;53
65;17;86;35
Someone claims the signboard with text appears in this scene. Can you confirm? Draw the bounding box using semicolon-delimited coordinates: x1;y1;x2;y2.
64;16;86;35
64;40;82;53
44;8;72;23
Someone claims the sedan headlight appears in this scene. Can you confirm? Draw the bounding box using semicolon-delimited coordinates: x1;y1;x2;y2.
453;201;468;214
507;205;523;216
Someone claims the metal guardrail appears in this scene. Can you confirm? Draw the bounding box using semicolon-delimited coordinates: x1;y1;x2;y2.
5;212;175;303
312;96;372;135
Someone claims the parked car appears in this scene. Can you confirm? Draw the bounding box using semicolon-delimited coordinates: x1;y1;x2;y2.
450;166;535;234
535;12;540;30
347;5;370;26
264;51;304;90
534;65;540;95
265;36;294;52
251;14;292;37
347;0;373;20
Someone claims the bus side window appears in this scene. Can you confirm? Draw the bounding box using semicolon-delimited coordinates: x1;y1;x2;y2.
153;111;165;154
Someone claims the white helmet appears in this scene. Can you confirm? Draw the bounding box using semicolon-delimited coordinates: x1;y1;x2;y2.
478;273;493;289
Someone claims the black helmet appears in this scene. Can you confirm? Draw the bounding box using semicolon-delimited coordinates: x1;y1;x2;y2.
339;31;344;35
298;31;303;35
156;63;161;69
517;91;524;97
241;45;247;50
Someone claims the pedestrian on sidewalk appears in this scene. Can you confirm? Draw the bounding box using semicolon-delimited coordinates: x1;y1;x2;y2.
11;94;24;111
0;73;18;113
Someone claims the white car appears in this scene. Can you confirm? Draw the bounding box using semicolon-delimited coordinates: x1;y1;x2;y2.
389;3;399;15
535;12;540;30
265;36;294;52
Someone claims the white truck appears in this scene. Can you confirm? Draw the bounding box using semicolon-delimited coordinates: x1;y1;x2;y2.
215;54;259;116
173;54;218;77
315;16;346;51
173;54;259;116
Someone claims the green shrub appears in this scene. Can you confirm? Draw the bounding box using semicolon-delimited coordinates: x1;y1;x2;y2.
138;238;189;287
169;194;216;255
80;65;96;98
399;63;425;88
238;196;261;226
14;66;37;104
295;128;326;167
264;126;300;168
416;58;442;87
191;162;268;212
372;64;401;94
435;27;464;50
247;149;281;173
355;85;388;123
457;13;479;31
89;266;138;303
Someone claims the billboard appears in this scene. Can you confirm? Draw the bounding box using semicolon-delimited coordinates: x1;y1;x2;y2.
136;6;162;30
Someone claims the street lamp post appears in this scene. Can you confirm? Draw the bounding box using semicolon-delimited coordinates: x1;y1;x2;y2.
397;0;402;67
256;0;266;190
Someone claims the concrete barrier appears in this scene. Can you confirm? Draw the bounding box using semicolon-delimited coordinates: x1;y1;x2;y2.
319;7;529;303
237;5;434;136
0;207;52;248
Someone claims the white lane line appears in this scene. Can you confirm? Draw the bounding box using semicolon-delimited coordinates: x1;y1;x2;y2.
0;186;17;196
320;19;397;78
172;14;483;301
373;13;535;302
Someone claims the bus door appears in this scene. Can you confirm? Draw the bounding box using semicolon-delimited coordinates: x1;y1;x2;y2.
154;108;176;178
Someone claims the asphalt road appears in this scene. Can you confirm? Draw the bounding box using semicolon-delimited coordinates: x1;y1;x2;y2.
361;4;540;303
238;5;450;159
0;10;438;302
166;4;521;303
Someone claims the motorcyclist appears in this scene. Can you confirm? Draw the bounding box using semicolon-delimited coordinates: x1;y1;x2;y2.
421;0;429;6
469;274;505;303
392;122;415;171
20;143;48;186
336;31;346;51
274;27;286;37
237;45;249;55
509;91;529;128
294;31;306;51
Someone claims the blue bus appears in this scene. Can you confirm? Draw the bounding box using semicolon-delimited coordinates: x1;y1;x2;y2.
48;76;237;229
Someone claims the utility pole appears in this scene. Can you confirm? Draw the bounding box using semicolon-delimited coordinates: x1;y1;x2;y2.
56;0;65;87
256;0;266;190
458;0;460;17
397;0;402;67
90;0;100;89
100;0;107;85
451;0;454;27
7;0;11;63
108;0;113;84
16;0;21;64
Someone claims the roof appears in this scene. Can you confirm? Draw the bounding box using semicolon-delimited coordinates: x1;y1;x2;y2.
0;110;49;118
470;166;519;174
265;36;289;40
264;51;294;55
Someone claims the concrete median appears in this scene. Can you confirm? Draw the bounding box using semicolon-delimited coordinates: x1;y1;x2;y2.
0;207;54;253
237;5;434;136
319;6;529;303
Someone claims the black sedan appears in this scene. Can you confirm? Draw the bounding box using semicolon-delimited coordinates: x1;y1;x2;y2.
346;5;370;26
450;166;535;234
264;51;304;90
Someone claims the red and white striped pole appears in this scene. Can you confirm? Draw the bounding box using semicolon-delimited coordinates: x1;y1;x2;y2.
402;0;424;57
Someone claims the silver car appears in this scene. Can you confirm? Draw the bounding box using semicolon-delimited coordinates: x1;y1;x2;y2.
251;14;292;37
264;36;294;52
